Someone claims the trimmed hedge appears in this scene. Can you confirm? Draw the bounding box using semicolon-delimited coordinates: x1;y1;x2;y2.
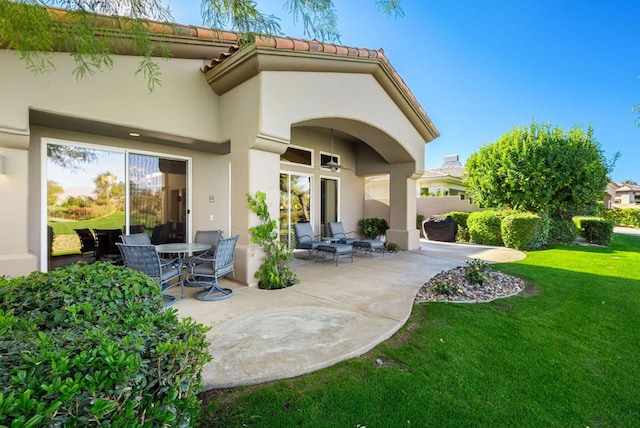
574;216;615;246
501;212;546;250
467;210;505;246
603;208;640;228
0;262;211;427
548;218;579;244
444;211;471;242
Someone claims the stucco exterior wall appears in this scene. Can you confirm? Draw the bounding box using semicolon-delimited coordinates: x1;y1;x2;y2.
417;196;481;217
0;50;220;143
286;127;365;235
259;71;425;171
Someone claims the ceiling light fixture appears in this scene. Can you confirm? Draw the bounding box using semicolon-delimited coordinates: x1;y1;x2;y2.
128;132;140;137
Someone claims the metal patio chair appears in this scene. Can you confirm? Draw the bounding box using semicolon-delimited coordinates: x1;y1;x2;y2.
187;235;238;301
116;243;184;307
293;222;322;259
327;221;385;258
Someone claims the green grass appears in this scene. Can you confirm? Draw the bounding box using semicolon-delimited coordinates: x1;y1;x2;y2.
48;211;126;236
200;234;640;427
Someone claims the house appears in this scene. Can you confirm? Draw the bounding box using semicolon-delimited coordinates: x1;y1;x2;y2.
0;8;439;283
606;181;640;209
365;154;478;220
416;154;466;197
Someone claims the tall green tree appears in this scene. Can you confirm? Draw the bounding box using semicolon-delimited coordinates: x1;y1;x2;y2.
93;172;124;210
1;0;403;91
465;121;616;219
47;180;64;207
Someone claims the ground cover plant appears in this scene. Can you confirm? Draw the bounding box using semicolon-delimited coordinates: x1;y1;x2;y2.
0;262;211;426
200;233;640;427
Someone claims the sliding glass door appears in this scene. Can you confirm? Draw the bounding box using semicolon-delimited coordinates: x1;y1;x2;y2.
46;140;189;268
128;154;187;244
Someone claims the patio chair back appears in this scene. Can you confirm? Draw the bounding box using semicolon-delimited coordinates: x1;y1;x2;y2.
327;222;359;245
188;235;238;301
194;230;224;257
213;235;238;278
293;222;320;258
74;228;96;259
116;243;183;307
121;233;151;245
293;222;317;246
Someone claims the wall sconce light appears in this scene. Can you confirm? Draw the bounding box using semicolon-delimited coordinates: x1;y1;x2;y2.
0;155;4;174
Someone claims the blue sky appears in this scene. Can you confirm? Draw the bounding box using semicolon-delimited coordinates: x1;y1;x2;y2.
167;0;640;182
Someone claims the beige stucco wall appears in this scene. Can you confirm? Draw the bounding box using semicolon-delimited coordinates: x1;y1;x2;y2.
259;72;425;170
417;196;480;217
0;50;220;143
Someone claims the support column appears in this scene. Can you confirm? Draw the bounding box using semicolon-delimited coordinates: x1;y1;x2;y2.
231;134;288;286
0;129;39;276
386;163;421;250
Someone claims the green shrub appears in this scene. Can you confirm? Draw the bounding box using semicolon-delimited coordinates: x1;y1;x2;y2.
444;211;471;241
548;218;579;244
603;208;640;228
464;259;490;285
574;216;615;246
247;191;297;289
467;210;504;246
416;214;425;231
433;280;461;296
501;212;546;250
359;218;389;239
0;262;211;427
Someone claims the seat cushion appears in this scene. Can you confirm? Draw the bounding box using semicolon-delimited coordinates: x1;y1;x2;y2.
353;239;384;250
317;243;353;255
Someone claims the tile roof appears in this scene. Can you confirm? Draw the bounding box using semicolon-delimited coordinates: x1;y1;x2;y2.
44;7;438;138
203;35;438;137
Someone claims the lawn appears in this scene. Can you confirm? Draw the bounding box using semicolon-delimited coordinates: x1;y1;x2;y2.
200;233;640;427
48;211;126;236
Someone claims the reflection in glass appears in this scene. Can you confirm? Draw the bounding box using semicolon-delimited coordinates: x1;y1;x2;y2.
280;173;312;248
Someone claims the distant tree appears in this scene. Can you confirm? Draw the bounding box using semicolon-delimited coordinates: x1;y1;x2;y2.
93;172;124;210
621;179;638;185
47;180;64;206
1;0;403;91
465;121;617;219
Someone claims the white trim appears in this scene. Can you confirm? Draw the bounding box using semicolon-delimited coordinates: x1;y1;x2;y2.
319;174;340;225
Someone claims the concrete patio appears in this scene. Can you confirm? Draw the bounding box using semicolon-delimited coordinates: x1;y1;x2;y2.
170;239;526;390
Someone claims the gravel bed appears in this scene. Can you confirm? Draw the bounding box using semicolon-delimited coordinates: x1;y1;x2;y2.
415;266;525;303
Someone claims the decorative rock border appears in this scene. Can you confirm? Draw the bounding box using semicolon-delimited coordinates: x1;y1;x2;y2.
415;266;525;303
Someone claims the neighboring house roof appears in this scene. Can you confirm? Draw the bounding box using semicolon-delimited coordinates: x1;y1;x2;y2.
419;155;466;180
617;184;640;193
41;7;439;141
609;182;640;193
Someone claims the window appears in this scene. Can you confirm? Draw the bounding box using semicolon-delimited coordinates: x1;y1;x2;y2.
281;146;312;166
320;152;339;169
279;172;312;248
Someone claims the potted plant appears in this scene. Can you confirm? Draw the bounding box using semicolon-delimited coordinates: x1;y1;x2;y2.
359;217;389;240
247;191;298;289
